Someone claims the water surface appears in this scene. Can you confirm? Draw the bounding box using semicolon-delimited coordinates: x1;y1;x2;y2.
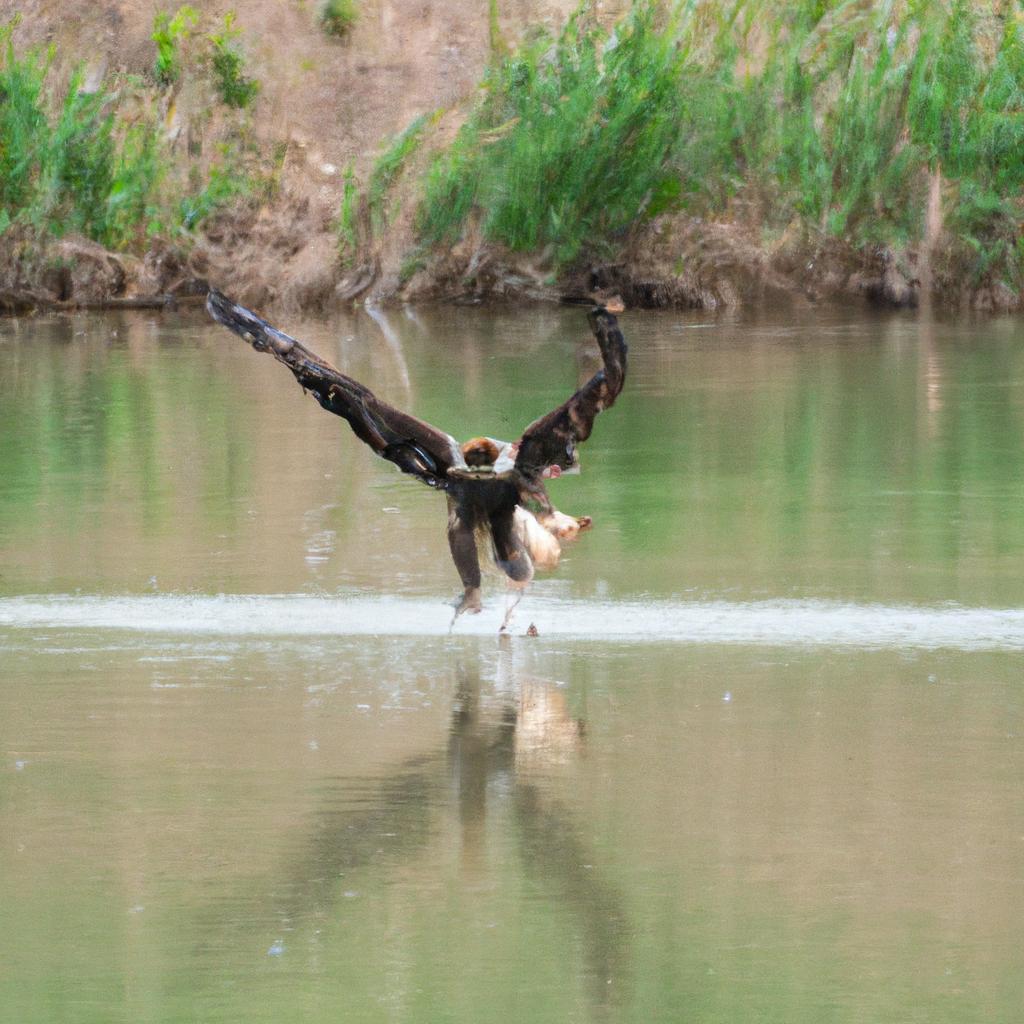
1;302;1023;1022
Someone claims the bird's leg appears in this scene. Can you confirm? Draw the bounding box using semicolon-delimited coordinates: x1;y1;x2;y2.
498;586;524;634
489;506;533;634
448;499;482;631
489;506;535;587
519;474;554;515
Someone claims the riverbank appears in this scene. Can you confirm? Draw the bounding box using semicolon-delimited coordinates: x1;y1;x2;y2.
3;1;1023;316
4;205;1014;316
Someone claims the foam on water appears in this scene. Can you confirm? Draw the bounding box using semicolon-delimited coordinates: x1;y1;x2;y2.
1;593;1023;650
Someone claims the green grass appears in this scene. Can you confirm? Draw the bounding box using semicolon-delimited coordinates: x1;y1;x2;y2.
152;5;198;86
0;24;51;218
319;0;358;39
335;112;440;262
0;20;251;251
690;0;1024;283
367;111;438;230
336;164;361;265
0;28;155;248
208;12;259;109
417;1;685;267
178;161;251;231
488;0;507;62
402;0;1024;290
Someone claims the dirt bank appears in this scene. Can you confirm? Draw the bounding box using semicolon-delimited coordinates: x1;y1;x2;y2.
1;0;579;312
2;1;1020;316
377;209;1020;315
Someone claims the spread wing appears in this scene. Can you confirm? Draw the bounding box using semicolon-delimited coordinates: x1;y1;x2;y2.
206;289;463;489
514;307;628;477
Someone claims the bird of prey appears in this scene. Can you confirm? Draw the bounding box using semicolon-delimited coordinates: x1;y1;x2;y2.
206;289;627;626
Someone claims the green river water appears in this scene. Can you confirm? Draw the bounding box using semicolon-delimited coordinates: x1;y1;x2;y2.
1;301;1022;1022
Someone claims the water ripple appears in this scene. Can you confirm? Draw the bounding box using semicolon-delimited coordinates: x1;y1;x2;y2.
1;594;1023;650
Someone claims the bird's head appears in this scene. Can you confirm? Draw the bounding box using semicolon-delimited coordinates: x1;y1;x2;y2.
461;437;501;467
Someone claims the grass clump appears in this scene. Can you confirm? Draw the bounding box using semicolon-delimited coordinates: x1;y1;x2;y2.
208;12;259;108
367;111;439;229
407;0;1024;292
417;1;685;267
319;0;358;39
668;0;1024;284
336;164;361;264
0;24;51;218
152;5;198;85
334;111;441;263
151;6;261;110
0;20;252;251
0;26;163;248
178;159;251;230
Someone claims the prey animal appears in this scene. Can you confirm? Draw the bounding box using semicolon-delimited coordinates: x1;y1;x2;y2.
206;289;627;625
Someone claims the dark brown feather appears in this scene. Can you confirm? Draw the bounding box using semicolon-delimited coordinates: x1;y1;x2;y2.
206;289;463;489
514;307;627;478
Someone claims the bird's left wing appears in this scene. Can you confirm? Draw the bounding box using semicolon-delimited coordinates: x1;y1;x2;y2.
514;306;627;478
207;289;463;489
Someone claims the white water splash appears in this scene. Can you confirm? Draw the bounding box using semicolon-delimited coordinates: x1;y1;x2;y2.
2;593;1023;650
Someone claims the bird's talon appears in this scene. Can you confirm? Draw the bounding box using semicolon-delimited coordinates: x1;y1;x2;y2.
451;588;483;618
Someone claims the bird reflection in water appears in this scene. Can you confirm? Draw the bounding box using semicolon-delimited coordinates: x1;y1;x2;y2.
264;650;629;1021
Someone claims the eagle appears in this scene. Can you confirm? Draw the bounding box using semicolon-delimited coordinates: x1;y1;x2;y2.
206;289;627;626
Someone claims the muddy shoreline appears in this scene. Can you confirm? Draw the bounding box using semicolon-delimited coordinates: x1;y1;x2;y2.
3;212;1018;318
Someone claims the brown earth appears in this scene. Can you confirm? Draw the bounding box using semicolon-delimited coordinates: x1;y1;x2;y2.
2;0;578;310
2;0;1017;314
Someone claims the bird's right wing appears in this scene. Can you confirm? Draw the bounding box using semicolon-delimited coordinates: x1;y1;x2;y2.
206;289;464;489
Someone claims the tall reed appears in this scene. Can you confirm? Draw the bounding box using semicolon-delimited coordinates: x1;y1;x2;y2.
418;1;686;267
406;0;1024;288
